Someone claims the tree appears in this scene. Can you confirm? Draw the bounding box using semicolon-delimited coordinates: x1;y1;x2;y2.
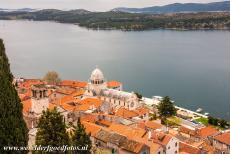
134;92;142;100
208;116;214;125
35;108;69;154
149;112;157;121
71;118;92;154
0;39;28;154
212;118;218;126
219;119;227;128
157;96;176;124
43;71;61;85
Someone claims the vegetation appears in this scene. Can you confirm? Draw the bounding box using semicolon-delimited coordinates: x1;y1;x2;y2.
208;116;229;128
71;118;92;154
35;108;69;154
43;71;61;85
195;117;209;126
35;109;92;154
0;10;230;31
157;96;177;124
195;116;230;129
0;39;28;154
166;116;182;126
149;112;157;121
134;92;142;100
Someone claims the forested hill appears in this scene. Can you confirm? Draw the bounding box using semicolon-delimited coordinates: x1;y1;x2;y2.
0;9;230;31
112;1;230;14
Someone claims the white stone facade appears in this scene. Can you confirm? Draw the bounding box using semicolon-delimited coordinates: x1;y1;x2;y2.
165;137;179;154
31;85;49;115
86;67;140;110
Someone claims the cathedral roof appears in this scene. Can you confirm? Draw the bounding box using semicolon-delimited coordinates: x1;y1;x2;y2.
90;67;104;81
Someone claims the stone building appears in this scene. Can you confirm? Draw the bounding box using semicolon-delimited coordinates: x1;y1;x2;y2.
85;67;141;110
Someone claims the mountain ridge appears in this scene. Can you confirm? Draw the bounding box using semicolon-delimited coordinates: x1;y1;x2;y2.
112;1;230;14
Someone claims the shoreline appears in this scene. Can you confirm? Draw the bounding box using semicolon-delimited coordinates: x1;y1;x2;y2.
0;18;230;32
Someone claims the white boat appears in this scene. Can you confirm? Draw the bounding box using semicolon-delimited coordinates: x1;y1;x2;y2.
204;112;209;116
196;108;203;113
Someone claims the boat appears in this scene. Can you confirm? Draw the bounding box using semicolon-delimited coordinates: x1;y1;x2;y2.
196;108;203;113
204;112;209;116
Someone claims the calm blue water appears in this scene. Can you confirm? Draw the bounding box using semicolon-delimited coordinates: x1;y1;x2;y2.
0;20;230;120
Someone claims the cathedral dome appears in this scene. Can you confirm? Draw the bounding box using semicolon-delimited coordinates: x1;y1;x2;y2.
90;67;104;84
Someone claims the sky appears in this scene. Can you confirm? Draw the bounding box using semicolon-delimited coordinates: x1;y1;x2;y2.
0;0;226;11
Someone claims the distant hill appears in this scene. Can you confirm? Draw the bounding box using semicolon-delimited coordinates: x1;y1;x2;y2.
0;8;230;31
112;1;230;14
0;8;37;12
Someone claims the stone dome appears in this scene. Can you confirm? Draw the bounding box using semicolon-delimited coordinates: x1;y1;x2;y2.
90;67;104;84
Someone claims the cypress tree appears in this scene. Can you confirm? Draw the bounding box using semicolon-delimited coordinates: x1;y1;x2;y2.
0;39;28;153
71;118;92;154
34;108;69;154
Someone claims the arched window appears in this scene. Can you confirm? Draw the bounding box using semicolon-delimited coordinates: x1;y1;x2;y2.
43;90;47;97
32;90;36;98
40;91;42;98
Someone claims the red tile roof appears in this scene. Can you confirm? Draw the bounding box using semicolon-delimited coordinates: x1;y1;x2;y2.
214;133;230;145
22;99;32;114
179;142;201;154
134;107;150;116
179;126;197;136
197;126;219;138
55;88;76;95
151;131;172;146
81;114;97;123
19;79;45;89
109;123;146;138
96;119;112;127
107;80;121;88
82;121;102;137
115;108;139;119
145;121;163;130
48;103;57;110
59;80;87;88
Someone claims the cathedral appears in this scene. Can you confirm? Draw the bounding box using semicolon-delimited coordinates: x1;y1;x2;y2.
85;67;141;110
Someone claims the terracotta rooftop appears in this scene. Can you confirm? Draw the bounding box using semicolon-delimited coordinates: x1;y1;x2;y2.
48;103;57;110
53;96;102;112
144;121;163;130
214;132;230;145
59;80;87;88
107;80;121;88
151;130;173;146
75;98;102;111
179;142;201;154
81;114;97;123
55;88;76;95
71;89;85;97
95;129;146;154
82;121;101;137
22;99;32;114
179;126;197;136
96;119;112;127
19;79;45;89
19;93;30;101
109;123;147;138
197;126;219;138
134;107;150;116
129;132;163;153
115;108;139;119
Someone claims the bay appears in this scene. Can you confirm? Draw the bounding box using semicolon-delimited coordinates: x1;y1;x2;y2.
0;20;230;120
